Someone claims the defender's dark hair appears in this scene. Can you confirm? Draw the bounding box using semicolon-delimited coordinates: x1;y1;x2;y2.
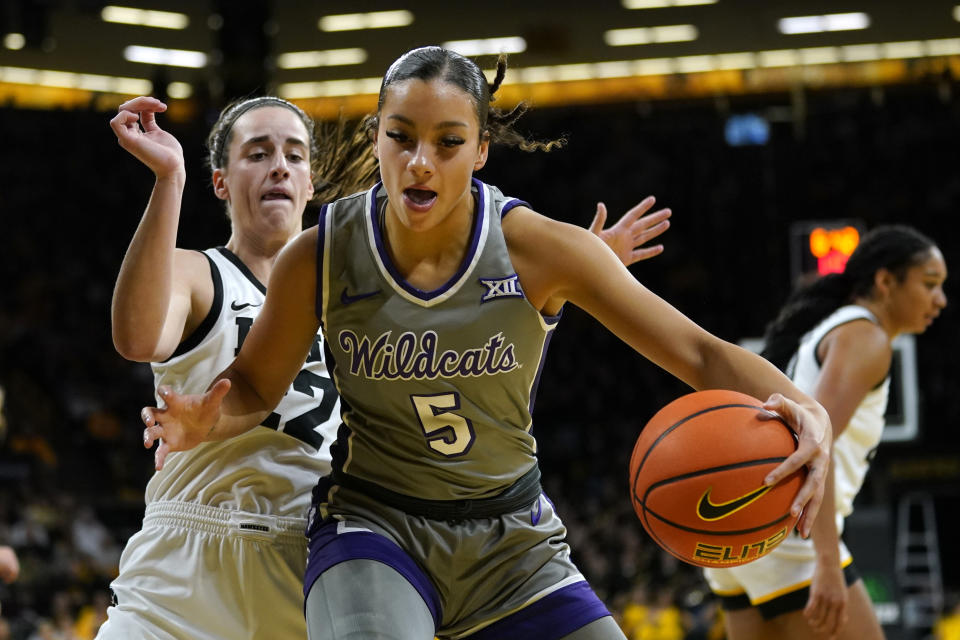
761;225;937;371
365;46;565;152
205;96;378;205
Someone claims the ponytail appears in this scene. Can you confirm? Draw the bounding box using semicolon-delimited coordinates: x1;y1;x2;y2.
760;272;852;370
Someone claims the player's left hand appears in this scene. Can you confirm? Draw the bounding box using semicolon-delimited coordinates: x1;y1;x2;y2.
757;393;831;537
141;380;231;470
589;196;671;267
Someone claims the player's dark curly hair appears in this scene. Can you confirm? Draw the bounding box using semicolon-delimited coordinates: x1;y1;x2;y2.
311;115;381;203
205;96;378;206
364;46;565;152
761;225;937;371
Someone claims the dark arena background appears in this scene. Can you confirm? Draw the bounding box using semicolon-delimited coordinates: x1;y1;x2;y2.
1;2;958;639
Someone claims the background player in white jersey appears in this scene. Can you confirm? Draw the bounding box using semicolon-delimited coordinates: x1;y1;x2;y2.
704;225;947;640
138;47;832;640
101;93;671;640
705;225;947;640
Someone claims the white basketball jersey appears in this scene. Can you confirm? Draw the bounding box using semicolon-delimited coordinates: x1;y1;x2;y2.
788;304;889;519
145;247;338;518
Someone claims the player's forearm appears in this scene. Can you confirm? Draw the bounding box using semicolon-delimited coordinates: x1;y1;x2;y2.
810;456;841;562
111;173;186;358
700;340;826;420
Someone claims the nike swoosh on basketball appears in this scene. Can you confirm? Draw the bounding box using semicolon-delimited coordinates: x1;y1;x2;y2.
230;301;263;311
696;485;772;521
341;287;381;305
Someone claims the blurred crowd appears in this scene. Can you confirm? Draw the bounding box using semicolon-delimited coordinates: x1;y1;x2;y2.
2;75;959;639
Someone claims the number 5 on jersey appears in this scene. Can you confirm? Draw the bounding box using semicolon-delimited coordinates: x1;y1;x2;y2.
411;392;475;457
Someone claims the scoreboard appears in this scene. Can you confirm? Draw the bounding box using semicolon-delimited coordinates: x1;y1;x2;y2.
789;219;865;284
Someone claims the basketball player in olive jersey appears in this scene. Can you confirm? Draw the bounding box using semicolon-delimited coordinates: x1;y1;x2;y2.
305;178;603;638
704;226;947;640
140;47;831;640
104;94;670;640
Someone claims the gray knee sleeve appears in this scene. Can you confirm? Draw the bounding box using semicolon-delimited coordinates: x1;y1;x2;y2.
306;559;436;640
558;615;627;640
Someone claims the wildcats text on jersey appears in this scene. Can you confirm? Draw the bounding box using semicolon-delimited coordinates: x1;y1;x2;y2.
338;329;520;380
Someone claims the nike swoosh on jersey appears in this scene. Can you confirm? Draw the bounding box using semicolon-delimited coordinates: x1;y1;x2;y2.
696;485;772;521
230;301;263;311
340;287;381;305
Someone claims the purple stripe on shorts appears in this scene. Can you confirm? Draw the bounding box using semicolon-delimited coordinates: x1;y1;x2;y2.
466;581;610;640
303;519;441;628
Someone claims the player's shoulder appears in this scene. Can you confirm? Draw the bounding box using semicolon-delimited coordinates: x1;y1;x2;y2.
174;246;213;268
320;187;374;237
822;317;892;373
279;226;321;265
172;247;216;294
325;185;373;213
829;318;889;350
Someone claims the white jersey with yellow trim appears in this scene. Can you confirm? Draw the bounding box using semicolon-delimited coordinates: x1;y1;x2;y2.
702;304;889;606
145;247;338;518
788;303;890;520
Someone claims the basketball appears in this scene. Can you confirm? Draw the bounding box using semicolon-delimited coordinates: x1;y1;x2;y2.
629;389;806;568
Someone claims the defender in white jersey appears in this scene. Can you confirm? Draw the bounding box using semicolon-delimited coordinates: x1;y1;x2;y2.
140;48;832;640
100;96;375;640
705;226;947;640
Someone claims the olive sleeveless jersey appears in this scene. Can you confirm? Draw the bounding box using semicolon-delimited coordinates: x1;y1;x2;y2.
316;179;559;501
787;304;890;518
145;247;339;517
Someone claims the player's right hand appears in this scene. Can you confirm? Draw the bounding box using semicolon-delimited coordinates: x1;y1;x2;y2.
110;96;185;179
759;392;831;538
141;380;231;470
805;559;849;638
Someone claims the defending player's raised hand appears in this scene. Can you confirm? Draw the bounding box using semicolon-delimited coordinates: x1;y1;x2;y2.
110;96;184;179
141;379;231;470
758;392;831;538
589;196;671;267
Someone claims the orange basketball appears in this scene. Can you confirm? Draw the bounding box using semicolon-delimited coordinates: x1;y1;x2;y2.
629;389;806;568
